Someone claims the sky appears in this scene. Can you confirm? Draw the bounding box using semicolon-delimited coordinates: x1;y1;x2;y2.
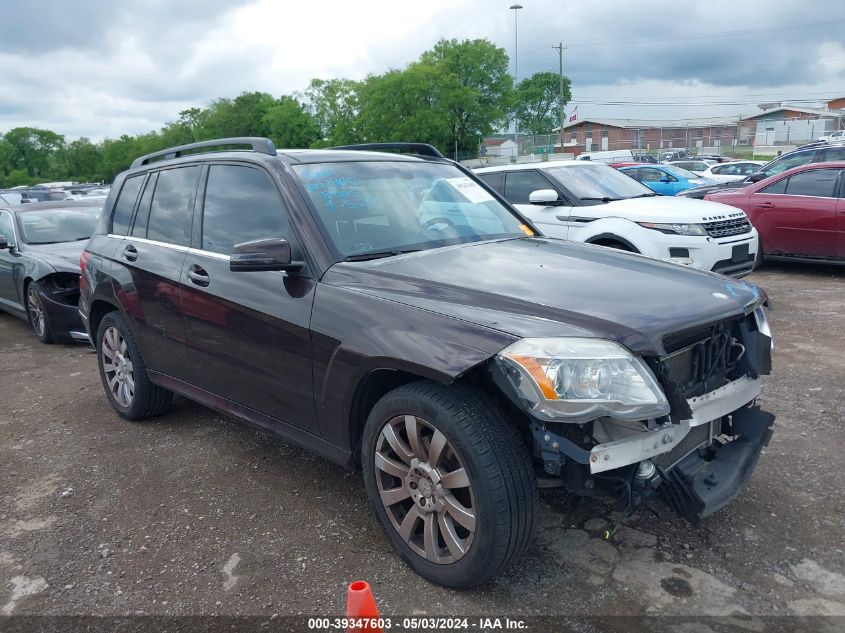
1;0;844;140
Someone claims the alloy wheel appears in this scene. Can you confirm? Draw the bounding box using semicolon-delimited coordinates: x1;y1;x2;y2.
101;326;135;408
374;415;476;564
27;286;46;338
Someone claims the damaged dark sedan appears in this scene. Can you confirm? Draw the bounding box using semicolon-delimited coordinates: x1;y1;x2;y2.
0;201;101;343
79;138;774;588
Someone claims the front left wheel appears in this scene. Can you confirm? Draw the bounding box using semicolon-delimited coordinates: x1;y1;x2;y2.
362;381;537;588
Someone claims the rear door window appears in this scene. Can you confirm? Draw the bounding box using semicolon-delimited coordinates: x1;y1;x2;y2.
110;175;144;235
146;166;201;246
201;165;290;255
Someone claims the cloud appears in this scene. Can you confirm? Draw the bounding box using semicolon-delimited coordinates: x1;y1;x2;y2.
1;0;844;139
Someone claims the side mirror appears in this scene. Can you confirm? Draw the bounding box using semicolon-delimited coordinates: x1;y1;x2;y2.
659;176;671;183
747;172;767;183
229;238;303;272
0;235;9;250
528;189;562;205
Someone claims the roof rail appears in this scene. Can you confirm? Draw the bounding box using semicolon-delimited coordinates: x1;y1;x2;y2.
130;137;277;169
329;142;445;159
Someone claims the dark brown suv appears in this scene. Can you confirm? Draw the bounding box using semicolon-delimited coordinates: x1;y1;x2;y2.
80;138;774;587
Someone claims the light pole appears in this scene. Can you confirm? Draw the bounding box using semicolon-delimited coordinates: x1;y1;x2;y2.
510;3;522;149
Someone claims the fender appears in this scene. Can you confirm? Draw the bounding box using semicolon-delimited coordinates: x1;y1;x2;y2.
309;282;516;449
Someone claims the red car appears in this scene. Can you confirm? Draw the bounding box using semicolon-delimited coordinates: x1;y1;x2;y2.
706;162;845;264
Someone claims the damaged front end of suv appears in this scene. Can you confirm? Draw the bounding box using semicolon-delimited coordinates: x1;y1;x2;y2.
492;304;774;522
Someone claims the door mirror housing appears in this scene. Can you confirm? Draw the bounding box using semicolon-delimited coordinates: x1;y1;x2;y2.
229;238;303;272
659;176;671;183
747;172;768;183
528;189;563;205
0;235;8;250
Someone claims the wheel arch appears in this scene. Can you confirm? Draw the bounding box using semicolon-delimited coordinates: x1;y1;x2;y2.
585;232;641;253
88;298;122;347
347;367;440;467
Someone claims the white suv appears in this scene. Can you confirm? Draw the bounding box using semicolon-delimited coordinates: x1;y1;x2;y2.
475;161;759;277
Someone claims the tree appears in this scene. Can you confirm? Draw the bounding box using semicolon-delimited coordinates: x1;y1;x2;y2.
356;64;451;149
513;71;571;135
63;138;103;182
305;78;361;145
1;127;66;178
200;91;276;139
420;39;513;153
262;96;320;148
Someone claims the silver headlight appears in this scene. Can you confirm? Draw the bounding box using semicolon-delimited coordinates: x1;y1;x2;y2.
638;222;708;236
496;338;670;424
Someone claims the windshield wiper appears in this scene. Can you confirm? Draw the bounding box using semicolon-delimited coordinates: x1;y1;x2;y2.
631;192;658;198
580;196;619;202
344;249;420;262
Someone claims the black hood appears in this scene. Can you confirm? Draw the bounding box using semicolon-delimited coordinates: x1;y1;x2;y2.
24;240;85;273
323;238;764;356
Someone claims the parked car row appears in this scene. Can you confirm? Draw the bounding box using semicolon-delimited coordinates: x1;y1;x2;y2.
0;138;781;589
0;183;110;205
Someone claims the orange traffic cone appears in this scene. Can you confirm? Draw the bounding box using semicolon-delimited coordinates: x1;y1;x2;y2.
346;580;382;633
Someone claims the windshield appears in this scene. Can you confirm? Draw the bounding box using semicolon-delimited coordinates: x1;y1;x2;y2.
292;161;531;259
545;163;654;200
18;206;102;244
662;165;700;180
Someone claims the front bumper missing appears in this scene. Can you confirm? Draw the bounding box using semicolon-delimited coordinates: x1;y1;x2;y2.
659;405;774;522
531;376;774;521
588;376;761;474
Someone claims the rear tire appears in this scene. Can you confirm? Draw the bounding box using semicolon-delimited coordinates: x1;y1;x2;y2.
361;380;537;588
25;281;54;344
96;311;173;420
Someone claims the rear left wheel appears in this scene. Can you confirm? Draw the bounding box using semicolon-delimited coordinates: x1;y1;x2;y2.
25;282;54;344
96;311;174;420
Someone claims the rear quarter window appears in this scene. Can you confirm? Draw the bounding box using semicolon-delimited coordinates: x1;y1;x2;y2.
110;175;144;235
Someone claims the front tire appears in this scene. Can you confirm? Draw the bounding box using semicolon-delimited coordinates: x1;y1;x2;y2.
362;381;537;588
96;311;173;420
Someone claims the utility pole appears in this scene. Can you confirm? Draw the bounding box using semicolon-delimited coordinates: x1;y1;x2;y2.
510;4;523;147
553;42;567;154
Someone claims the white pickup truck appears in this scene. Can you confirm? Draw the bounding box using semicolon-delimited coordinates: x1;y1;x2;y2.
475;161;759;277
817;130;845;142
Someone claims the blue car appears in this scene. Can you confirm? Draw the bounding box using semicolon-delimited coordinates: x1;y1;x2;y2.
618;164;716;196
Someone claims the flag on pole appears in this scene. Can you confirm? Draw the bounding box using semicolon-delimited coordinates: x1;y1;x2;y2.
568;106;578;123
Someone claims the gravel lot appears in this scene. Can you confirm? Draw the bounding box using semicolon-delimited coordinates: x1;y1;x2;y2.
1;262;844;629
